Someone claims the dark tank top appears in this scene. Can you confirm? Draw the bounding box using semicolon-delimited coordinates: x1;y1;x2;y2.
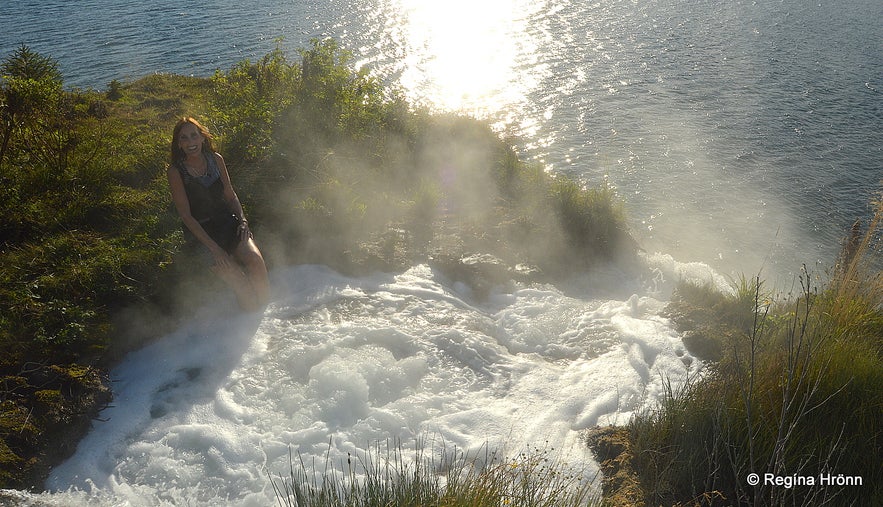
176;152;227;222
176;153;241;252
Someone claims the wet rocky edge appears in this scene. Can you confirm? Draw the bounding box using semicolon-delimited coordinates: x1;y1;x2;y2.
0;364;111;490
341;214;642;299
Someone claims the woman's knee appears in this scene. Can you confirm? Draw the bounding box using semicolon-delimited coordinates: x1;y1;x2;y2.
236;242;266;270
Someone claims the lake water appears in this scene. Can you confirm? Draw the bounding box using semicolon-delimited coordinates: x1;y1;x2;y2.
3;0;881;279
1;0;880;504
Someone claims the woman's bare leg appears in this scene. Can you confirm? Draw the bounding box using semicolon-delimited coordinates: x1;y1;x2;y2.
212;259;260;311
234;238;270;308
209;239;268;312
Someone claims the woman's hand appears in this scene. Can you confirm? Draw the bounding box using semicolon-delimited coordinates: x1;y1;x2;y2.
210;245;232;268
210;248;245;285
238;219;253;241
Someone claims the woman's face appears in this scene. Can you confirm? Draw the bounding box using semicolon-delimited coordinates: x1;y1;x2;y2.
177;122;205;156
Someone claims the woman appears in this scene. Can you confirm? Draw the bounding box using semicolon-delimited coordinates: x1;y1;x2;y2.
167;117;269;311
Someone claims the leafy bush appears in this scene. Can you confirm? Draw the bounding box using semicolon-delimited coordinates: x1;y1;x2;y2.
550;177;626;260
211;43;298;165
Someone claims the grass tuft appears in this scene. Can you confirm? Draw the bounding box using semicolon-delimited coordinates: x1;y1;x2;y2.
629;195;883;506
269;439;599;507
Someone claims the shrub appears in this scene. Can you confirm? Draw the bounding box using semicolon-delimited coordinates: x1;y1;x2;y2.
550;176;628;262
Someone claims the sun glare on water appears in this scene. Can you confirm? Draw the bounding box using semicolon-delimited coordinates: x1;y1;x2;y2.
393;0;541;115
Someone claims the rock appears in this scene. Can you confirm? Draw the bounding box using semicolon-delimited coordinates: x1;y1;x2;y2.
429;252;516;299
0;364;111;490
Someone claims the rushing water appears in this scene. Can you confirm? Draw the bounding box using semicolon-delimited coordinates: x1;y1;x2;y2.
26;257;711;505
1;0;881;504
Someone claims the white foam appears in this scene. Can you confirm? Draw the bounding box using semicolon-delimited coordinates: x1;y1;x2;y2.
33;258;705;505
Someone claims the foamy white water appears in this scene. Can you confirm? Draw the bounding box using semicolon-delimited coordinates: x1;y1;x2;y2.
13;254;720;505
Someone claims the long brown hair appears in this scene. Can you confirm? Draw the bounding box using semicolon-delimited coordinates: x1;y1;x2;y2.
170;117;216;163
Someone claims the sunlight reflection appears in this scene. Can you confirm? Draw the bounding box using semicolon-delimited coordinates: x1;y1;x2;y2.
394;0;540;116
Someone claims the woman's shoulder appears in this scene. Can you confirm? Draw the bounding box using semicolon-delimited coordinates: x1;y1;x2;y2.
167;160;183;176
207;151;225;167
210;152;230;174
166;163;186;188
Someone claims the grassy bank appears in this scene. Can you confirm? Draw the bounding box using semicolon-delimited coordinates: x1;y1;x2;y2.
0;42;633;489
616;198;883;506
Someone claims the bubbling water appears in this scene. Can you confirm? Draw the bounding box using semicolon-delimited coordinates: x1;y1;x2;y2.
33;254;717;505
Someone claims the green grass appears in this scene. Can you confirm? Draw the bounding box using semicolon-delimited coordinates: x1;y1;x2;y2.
629;197;883;506
269;440;600;507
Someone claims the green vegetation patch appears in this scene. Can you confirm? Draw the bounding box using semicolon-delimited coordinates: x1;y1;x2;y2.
270;440;599;507
625;200;883;506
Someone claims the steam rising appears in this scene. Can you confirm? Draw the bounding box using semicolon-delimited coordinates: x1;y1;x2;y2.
43;254;717;505
248;105;606;278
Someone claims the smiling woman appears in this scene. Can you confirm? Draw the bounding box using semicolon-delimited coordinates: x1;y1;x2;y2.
167;117;270;312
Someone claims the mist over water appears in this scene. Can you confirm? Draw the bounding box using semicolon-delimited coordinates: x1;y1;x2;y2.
2;0;879;278
2;0;881;504
35;258;710;505
371;0;879;282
